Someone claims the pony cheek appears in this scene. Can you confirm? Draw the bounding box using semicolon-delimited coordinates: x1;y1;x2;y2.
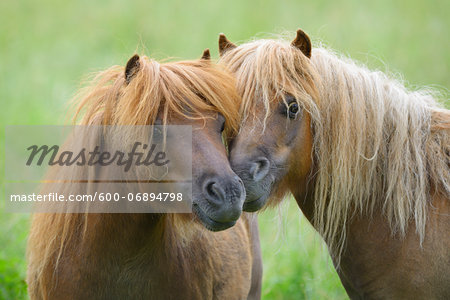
284;123;301;145
273;145;291;166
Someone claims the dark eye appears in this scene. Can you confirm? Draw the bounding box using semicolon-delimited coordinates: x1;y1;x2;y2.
152;126;163;143
288;102;300;119
217;113;225;133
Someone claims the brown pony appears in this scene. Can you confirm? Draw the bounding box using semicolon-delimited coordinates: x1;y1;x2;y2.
26;51;262;299
219;30;450;299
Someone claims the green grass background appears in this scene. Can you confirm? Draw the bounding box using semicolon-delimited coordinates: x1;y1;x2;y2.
1;0;448;299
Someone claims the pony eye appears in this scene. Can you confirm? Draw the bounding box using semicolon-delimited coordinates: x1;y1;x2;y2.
152;126;163;142
288;102;299;119
217;113;226;133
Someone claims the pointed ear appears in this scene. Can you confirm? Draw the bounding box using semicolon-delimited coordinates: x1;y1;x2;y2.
201;48;211;60
291;29;312;58
218;33;237;56
125;54;140;83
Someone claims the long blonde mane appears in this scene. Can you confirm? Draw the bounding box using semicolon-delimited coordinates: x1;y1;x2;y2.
220;38;450;259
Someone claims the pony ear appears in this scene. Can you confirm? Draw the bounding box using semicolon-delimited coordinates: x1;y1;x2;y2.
125;54;140;83
291;29;312;58
201;48;211;60
218;33;237;56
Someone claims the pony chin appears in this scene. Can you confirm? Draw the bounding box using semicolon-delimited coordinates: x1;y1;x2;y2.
243;192;269;212
192;203;237;231
242;171;291;212
234;171;273;212
240;171;279;212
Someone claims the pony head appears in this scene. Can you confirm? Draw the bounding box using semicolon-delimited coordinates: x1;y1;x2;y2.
219;30;319;212
74;50;246;231
219;29;449;260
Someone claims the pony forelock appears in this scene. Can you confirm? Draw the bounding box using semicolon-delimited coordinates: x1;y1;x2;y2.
220;39;320;130
73;56;241;135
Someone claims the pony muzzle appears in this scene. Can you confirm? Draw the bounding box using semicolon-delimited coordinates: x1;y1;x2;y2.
194;175;246;231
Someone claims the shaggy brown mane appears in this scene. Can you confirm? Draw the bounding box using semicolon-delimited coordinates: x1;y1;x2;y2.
73;56;241;135
27;55;244;295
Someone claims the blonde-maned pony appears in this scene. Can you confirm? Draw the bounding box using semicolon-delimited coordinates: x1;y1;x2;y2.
27;52;262;299
220;30;449;298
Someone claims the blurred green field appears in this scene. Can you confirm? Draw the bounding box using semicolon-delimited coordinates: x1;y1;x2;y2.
1;0;448;299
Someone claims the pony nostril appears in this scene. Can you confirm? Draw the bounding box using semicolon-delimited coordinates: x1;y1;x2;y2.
206;182;216;196
251;157;270;182
233;175;246;202
204;181;226;204
234;175;244;187
201;176;245;222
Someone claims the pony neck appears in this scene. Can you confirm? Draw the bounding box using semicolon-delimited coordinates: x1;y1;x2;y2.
301;47;448;260
80;213;163;248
